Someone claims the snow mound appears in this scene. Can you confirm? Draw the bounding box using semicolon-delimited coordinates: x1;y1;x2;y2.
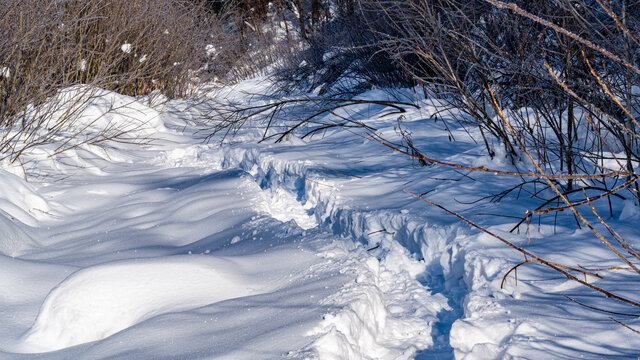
44;85;168;136
0;169;50;227
18;255;267;353
258;187;318;230
0;212;39;257
9;85;169;163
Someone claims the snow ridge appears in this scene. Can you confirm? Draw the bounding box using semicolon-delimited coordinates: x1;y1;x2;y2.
167;142;468;358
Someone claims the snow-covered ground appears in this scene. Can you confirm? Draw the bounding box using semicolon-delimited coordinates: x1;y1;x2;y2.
0;79;639;359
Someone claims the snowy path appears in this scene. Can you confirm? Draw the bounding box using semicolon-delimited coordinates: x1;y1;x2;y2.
0;88;445;359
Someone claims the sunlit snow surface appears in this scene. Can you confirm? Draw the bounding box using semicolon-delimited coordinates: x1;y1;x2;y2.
0;84;443;359
0;79;639;359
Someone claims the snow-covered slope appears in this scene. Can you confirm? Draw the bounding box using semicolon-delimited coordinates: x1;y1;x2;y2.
0;79;639;359
0;84;446;359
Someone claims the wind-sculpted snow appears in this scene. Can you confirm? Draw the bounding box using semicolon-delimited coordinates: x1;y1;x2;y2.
18;256;273;352
0;169;50;228
0;83;445;359
0;213;39;257
0;80;639;359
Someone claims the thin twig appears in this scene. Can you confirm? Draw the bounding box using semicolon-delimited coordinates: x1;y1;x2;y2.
404;190;640;309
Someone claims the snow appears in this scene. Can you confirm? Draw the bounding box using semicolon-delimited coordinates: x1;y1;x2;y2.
0;169;49;228
47;86;168;136
18;254;298;352
121;43;132;54
0;77;638;359
206;44;217;57
299;244;447;360
0;211;39;257
620;200;640;221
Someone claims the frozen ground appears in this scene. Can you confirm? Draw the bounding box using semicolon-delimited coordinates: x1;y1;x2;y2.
0;79;639;359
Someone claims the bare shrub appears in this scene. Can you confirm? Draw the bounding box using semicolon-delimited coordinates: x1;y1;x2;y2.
274;0;413;95
209;0;640;328
373;0;640;186
369;0;640;326
0;0;214;163
203;1;304;84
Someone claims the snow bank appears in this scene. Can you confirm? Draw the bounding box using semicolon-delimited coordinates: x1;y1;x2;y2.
0;169;49;228
43;85;167;137
7;85;169;168
18;255;270;353
0;212;39;257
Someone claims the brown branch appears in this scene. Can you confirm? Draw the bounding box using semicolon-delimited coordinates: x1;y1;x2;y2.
581;50;640;132
594;0;640;47
483;0;640;75
509;182;632;233
369;133;632;180
501;259;602;289
404;190;640;309
532;180;634;216
544;61;640;144
584;190;640;267
578;265;632;272
610;317;640;334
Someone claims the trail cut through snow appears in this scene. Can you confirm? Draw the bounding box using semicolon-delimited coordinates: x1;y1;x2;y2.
1;79;638;359
294;242;448;360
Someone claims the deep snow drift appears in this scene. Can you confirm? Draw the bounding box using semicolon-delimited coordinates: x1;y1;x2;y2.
20;255;284;352
0;79;638;359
